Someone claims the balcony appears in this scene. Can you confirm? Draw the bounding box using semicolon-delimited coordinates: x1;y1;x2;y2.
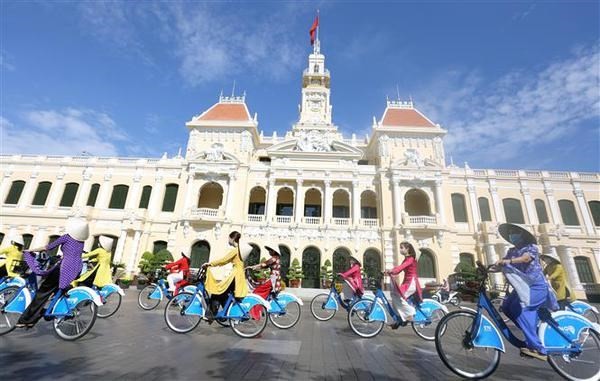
332;217;350;226
187;207;224;221
302;217;322;225
408;215;437;225
247;214;265;223
361;218;379;228
275;215;293;224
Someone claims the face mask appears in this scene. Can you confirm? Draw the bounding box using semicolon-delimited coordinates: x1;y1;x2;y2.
509;233;522;245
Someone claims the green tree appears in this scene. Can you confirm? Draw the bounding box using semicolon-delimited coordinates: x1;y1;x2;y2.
287;258;304;280
138;249;174;275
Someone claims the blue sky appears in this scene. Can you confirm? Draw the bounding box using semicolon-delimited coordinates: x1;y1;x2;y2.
1;1;599;172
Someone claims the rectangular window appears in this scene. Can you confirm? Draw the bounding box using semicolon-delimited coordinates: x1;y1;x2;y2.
535;199;550;224
451;193;468;223
361;207;377;219
139;186;152;209
22;234;33;250
248;203;265;215
87;183;100;206
161;184;179;212
5;181;25;204
304;205;321;217
32;182;52;206
276;204;293;216
108;185;129;209
503;198;525;224
478;197;492;222
59;183;79;207
558;200;580;226
575;257;595;283
332;206;350;218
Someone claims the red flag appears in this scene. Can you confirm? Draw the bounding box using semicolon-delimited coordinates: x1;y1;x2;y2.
309;15;319;45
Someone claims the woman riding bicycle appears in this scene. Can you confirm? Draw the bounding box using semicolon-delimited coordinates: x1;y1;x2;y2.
496;223;558;361
247;243;282;319
16;218;89;328
74;235;114;288
0;235;24;278
385;241;422;325
541;254;572;310
165;248;191;293
201;231;252;321
338;256;364;304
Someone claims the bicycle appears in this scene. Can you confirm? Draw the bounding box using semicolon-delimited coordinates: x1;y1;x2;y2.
347;276;448;340
0;253;102;341
74;259;125;318
137;268;195;310
434;261;600;380
164;268;271;338
309;274;373;321
245;268;303;329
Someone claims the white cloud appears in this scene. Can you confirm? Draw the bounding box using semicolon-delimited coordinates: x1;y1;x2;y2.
0;109;128;157
413;44;600;166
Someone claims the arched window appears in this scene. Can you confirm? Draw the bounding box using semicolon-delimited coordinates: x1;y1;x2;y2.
332;189;350;218
535;199;550;224
451;193;468;223
502;198;525;224
574;256;596;284
404;189;431;215
245;243;261;267
198;182;224;209
248;187;266;215
59;182;79;207
162;184;179;212
139;185;152;209
302;246;321;288
47;235;61;256
363;249;382;290
278;245;291;282
22;234;34;250
191;240;210;268
87;183;100;206
276;187;294;216
108;184;129;209
4;180;25;204
478;197;492;222
418;249;436;279
0;232;5;245
558;200;580;226
304;188;322;217
361;190;378;218
153;240;168;254
32;181;52;206
589;201;600;227
332;247;351;275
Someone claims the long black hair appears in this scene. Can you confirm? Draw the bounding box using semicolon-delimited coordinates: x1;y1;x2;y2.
229;231;242;259
399;241;416;257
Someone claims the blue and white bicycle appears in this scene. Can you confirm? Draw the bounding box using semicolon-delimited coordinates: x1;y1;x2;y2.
164;268;271;338
435;262;600;380
138;268;195;310
75;259;125;318
310;275;367;321
347;276;448;340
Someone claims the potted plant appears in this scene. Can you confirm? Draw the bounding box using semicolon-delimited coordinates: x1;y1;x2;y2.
321;259;333;289
252;257;269;282
287;258;304;288
111;262;126;282
118;276;132;289
138;249;173;281
135;273;149;290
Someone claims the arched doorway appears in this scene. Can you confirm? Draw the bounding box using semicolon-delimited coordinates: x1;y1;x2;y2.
363;249;382;290
245;243;261;267
302;246;321;288
333;247;351;275
191;240;210;268
278;244;291;283
404;188;431;215
418;249;437;280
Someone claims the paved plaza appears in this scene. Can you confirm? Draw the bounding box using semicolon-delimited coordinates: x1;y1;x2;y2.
1;292;565;381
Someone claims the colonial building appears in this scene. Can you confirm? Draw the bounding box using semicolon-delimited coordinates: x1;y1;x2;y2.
1;37;599;296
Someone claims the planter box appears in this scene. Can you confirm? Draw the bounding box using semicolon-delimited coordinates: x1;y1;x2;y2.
289;279;301;288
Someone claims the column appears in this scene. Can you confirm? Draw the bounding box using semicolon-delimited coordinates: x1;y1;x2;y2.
557;245;583;291
392;179;402;226
112;229;128;264
466;182;480;228
126;230;142;273
30;227;48;249
352;180;361;226
147;174;164;216
124;175;142;210
294;179;304;224
17;174;38;209
543;183;561;224
573;188;595;235
521;184;538;225
224;174;237;217
489;179;504;222
46;173;65;210
182;174;195;211
265;178;277;222
323;180;332;224
76;179;92;207
96;175;113;209
484;244;503;286
434;179;446;225
0;173;13;204
592;248;600;271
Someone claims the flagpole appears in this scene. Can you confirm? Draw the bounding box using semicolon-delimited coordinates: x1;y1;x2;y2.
316;9;320;43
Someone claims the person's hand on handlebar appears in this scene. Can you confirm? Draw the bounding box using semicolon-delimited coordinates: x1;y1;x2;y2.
201;263;211;269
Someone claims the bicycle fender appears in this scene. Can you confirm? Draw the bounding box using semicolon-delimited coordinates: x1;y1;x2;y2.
354;299;387;323
539;310;600;350
323;293;339;310
569;300;599;315
4;287;32;313
0;276;26;291
148;283;164;300
68;286;104;307
100;283;125;297
182;285;198;294
240;294;270;310
274;291;304;307
473;313;506;352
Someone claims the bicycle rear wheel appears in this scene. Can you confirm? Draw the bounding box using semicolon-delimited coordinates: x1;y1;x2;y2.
54;299;98;341
97;292;121;318
138;285;161;310
347;299;384;338
269;301;301;329
164;292;202;334
0;286;21;335
310;293;336;321
582;309;599;324
412;307;445;341
548;329;600;381
229;304;268;338
435;310;501;379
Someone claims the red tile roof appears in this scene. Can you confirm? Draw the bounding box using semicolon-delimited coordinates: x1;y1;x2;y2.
381;107;435;128
198;103;251;122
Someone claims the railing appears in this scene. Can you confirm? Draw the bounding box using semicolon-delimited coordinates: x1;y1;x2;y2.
525;171;542;178
578;173;598;181
495;170;518;177
303;217;322;225
549;171;569;179
332;217;350;226
361;218;379;227
408;215;437;224
275;215;292;224
247;214;264;223
190;208;221;219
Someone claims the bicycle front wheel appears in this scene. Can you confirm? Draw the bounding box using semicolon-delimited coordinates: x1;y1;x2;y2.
548;329;600;381
164;292;201;334
435;310;501;379
582;309;599;324
412;307;446;341
0;286;21;335
138;285;161;310
54;299;98;341
347;299;384;338
310;293;336;321
269;301;301;329
97;292;121;318
229;304;268;338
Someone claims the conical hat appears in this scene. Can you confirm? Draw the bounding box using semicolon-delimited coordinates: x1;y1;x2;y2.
11;235;24;246
66;218;89;242
498;223;537;245
238;243;253;261
98;236;114;251
263;243;281;256
540;254;560;265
